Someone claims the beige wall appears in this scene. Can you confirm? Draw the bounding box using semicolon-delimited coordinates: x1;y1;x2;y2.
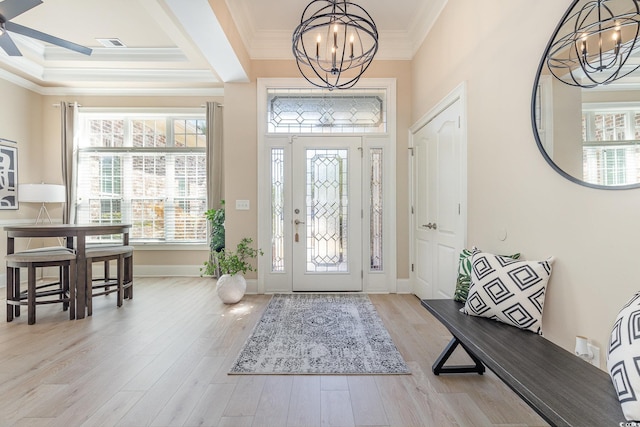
0;79;44;255
412;0;636;366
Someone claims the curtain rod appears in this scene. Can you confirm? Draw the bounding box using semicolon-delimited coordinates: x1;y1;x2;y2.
52;103;82;108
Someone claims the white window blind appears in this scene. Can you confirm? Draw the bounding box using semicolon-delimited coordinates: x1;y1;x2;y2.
582;108;640;186
76;113;207;244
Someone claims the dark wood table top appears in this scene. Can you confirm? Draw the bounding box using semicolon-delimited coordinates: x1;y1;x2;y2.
421;299;624;427
4;223;131;237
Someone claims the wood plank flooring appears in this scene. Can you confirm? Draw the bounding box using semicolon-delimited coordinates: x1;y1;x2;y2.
0;277;548;426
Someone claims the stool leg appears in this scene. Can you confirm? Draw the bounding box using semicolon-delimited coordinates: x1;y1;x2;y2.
14;268;20;317
117;255;124;307
87;261;93;316
125;255;133;300
69;260;75;320
104;260;110;292
61;265;69;312
27;265;36;325
6;266;13;322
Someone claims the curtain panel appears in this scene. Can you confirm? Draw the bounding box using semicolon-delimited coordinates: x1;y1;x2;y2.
206;101;224;210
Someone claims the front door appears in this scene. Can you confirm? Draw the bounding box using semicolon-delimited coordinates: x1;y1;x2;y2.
412;98;465;299
292;136;362;291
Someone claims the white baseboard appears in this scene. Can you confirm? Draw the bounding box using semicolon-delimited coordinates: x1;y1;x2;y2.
396;278;412;294
133;265;204;277
245;279;258;294
0;271;412;298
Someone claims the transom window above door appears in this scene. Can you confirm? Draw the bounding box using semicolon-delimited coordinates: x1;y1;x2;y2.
266;88;387;134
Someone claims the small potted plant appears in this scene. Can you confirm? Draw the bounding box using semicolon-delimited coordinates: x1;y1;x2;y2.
201;201;225;277
214;237;262;304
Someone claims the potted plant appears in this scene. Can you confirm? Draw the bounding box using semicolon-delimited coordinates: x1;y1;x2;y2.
214;237;262;304
201;201;225;277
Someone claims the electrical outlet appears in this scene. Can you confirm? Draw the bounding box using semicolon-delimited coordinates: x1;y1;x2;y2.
588;344;600;368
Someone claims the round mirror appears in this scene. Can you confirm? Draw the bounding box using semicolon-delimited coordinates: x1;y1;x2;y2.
532;0;640;189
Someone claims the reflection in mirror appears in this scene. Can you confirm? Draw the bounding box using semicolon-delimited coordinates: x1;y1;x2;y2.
533;0;640;189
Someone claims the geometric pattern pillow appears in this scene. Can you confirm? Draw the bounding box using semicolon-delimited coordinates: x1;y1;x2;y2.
460;251;554;334
453;247;520;303
608;292;640;421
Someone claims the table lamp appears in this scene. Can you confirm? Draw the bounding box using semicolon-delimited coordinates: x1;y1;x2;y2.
18;183;66;225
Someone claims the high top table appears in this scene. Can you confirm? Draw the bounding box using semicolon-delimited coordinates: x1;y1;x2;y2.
4;224;132;319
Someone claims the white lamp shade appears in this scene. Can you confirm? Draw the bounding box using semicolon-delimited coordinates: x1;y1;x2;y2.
18;184;66;203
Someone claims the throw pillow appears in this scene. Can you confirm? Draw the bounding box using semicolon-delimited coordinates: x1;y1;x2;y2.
453;248;520;303
460;251;554;334
608;292;640;421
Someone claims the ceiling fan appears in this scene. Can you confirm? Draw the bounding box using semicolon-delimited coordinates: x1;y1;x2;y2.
0;0;91;56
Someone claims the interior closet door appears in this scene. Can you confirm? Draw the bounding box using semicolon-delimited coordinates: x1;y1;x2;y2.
413;99;464;299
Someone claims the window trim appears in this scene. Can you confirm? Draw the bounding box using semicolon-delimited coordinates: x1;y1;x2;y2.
76;108;207;246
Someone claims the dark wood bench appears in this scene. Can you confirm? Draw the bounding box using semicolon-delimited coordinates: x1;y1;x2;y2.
421;299;624;427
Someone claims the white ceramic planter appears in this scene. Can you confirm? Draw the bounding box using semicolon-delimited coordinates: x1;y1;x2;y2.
216;273;247;304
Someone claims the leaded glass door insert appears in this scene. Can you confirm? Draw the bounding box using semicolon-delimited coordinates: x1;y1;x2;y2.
292;137;362;291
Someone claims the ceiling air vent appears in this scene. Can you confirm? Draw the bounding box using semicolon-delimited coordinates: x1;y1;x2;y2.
96;38;127;48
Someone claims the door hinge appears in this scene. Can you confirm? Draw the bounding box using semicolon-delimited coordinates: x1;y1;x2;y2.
411;206;414;215
458;203;461;215
361;209;364;219
408;147;414;156
458;116;461;128
411;263;415;272
361;270;364;279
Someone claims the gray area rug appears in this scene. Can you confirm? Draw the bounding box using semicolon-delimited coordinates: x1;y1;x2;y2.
229;294;410;375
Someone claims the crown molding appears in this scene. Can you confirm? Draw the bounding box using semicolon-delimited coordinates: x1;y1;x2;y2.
44;47;189;62
248;30;413;61
228;0;450;61
407;0;449;55
0;69;224;97
42;68;218;83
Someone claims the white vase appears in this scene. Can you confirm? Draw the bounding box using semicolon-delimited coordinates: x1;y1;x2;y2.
216;273;246;304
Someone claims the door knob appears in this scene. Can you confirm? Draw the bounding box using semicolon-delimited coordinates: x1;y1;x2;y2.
422;222;437;229
295;219;305;225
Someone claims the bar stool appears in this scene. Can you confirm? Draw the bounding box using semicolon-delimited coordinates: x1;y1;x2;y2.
85;245;134;316
6;248;77;324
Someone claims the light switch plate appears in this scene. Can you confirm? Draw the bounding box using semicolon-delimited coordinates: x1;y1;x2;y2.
235;200;250;210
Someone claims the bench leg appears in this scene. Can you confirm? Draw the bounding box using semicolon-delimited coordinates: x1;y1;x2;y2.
433;337;485;375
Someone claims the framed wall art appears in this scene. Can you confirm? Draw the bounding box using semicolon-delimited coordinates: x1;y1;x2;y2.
0;143;18;209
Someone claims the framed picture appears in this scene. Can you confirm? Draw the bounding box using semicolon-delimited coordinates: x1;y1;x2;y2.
0;144;18;209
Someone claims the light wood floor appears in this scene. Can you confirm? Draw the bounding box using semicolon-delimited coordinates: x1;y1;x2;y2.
0;277;548;427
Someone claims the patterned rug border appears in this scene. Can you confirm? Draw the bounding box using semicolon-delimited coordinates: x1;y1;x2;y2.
229;293;411;375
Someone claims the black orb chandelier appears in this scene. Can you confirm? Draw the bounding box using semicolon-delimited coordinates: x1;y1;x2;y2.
546;0;640;88
292;0;379;90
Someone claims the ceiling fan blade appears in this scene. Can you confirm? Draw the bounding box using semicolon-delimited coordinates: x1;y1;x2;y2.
0;31;21;56
5;21;91;55
0;0;42;21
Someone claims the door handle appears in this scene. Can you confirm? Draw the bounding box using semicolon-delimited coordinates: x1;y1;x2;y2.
422;222;437;230
294;219;305;225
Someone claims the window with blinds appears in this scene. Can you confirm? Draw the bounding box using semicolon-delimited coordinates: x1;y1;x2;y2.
76;113;207;244
582;108;640;186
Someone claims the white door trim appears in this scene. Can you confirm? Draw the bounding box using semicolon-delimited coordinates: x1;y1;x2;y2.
257;78;397;294
409;82;468;297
